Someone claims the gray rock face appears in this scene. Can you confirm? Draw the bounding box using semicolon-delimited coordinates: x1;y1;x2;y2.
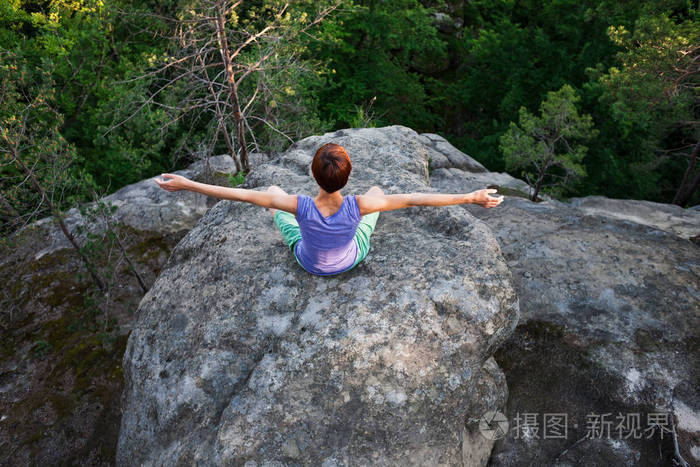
6;121;697;465
2;155;241;324
116;126;519;466
25;155;242;260
0;155;239;466
430;167;532;199
569;195;700;241
419;134;488;173
432;167;700;465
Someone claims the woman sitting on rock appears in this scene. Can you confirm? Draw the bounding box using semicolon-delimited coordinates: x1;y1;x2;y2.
155;142;504;276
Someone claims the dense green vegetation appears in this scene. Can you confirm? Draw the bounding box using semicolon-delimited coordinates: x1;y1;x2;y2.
499;83;598;201
1;0;698;236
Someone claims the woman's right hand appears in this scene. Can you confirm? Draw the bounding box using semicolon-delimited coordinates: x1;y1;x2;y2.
154;173;191;192
471;188;504;208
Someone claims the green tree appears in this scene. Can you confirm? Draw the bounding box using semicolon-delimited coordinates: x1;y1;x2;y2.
307;0;447;130
442;0;621;172
0;50;105;290
114;0;339;175
591;11;699;205
0;0;178;195
499;84;598;201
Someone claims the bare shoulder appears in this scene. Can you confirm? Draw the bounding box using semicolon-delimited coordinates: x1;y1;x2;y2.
356;192;392;215
355;193;376;207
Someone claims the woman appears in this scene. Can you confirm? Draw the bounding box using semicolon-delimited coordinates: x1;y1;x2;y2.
155;142;504;276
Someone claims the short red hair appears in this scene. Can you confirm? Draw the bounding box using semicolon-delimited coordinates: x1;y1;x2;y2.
311;143;352;193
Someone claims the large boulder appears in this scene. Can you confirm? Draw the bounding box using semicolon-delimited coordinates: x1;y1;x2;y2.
116;125;520;465
432;166;700;465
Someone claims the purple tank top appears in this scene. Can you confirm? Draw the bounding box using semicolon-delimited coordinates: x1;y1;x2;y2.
294;194;362;275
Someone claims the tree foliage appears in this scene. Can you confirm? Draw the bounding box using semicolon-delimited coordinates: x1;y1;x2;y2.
0;49;92;235
591;11;699;205
306;0;448;130
500;84;597;200
1;0;698;232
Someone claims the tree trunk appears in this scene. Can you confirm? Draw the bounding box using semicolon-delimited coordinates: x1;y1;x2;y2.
675;171;700;207
198;54;242;174
113;229;148;294
532;171;546;201
672;139;700;206
214;0;250;173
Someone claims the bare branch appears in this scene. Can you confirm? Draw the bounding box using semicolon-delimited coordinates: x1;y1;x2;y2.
247;115;294;143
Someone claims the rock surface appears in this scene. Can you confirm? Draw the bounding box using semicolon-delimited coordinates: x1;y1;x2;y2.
2;154;242;331
569;195;700;241
28;154;244;260
116;126;520;466
5;121;698;466
419;133;488;173
432;160;700;465
0;155;241;466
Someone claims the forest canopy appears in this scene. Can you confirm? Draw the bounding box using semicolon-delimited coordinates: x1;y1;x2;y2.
1;0;698;236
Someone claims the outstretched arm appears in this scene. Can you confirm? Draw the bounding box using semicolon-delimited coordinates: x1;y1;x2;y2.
154;173;298;215
356;189;504;215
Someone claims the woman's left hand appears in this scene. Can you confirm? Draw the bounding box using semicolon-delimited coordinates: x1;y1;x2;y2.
471;188;504;208
154;173;190;192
